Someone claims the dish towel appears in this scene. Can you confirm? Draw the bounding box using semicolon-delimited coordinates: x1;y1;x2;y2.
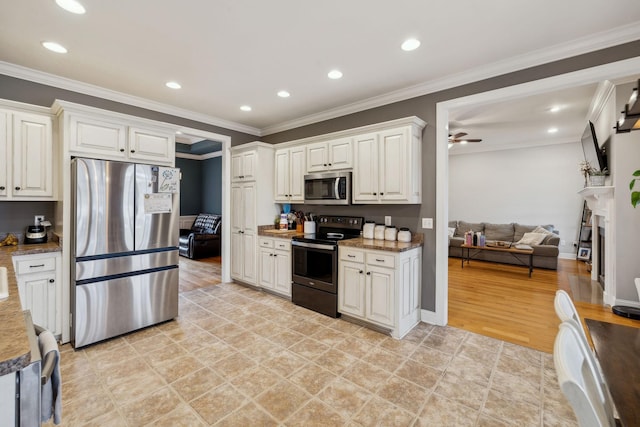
38;330;62;425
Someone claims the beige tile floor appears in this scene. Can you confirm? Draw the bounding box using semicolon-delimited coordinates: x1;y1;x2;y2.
50;282;578;426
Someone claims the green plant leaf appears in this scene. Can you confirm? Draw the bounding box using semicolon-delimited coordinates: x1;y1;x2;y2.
631;179;637;191
633;170;640;177
632;191;640;208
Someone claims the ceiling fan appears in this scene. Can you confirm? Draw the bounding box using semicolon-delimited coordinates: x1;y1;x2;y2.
448;132;482;143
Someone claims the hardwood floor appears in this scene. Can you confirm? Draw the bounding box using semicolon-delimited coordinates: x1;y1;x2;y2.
448;257;639;354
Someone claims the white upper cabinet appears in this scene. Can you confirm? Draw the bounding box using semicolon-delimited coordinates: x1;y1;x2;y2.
54;100;176;166
306;138;352;173
0;107;55;200
353;123;423;204
231;149;257;181
274;145;305;202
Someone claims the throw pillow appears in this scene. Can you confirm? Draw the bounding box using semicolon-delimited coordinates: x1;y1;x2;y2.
517;232;547;246
533;226;552;235
448;227;456;238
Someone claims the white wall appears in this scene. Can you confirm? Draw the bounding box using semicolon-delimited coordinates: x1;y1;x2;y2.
449;142;585;256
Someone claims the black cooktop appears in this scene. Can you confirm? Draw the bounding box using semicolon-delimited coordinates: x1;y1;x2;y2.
292;215;363;245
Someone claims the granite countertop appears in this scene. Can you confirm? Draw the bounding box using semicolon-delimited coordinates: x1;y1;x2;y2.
339;234;424;252
257;225;304;238
0;242;61;376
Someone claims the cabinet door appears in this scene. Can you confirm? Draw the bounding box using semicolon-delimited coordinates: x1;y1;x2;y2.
12;113;54;198
242;233;256;284
230;231;244;279
0;111;8;198
70;114;127;159
306;142;328;173
378;128;409;202
231;153;244;181
128;127;174;165
338;261;366;317
328;138;352;170
230;184;243;233
258;246;275;290
289;146;306;202
231;150;257;181
242;182;256;232
274;149;291;201
352;133;379;202
17;274;56;332
366;265;394;327
274;249;291;296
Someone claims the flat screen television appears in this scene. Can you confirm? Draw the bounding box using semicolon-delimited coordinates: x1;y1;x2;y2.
581;121;607;173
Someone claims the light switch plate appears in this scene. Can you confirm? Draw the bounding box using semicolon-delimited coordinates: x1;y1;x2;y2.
422;218;433;229
385;216;391;226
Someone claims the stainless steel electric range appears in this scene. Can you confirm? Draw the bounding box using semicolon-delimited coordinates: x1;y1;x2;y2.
291;215;363;317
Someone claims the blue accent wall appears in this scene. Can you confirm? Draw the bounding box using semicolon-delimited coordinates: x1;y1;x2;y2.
175;156;222;215
175;157;202;215
202;156;222;214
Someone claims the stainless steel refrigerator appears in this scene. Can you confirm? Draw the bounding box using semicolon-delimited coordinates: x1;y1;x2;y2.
71;158;180;348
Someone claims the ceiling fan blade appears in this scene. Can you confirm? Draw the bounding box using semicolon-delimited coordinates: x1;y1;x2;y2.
453;132;467;139
465;139;482;142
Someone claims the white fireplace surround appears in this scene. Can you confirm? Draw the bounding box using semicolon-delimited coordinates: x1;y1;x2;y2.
578;186;615;305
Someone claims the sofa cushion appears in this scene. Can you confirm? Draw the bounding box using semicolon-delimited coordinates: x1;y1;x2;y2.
517;232;547;246
192;214;221;235
448;220;457;228
483;223;514;242
454;221;484;238
513;223;554;242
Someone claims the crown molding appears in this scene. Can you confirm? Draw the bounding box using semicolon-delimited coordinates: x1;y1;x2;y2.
261;23;640;135
176;151;222;161
588;80;616;123
0;61;262;137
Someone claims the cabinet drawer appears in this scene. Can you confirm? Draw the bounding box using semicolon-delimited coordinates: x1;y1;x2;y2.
15;257;56;275
273;239;291;251
366;252;395;268
341;248;364;263
258;238;274;248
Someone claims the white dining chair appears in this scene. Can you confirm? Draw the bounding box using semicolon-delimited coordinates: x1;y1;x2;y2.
554;321;617;427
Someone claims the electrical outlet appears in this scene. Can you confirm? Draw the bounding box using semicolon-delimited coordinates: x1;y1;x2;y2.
561;240;566;246
35;215;45;225
384;216;391;226
422;218;433;229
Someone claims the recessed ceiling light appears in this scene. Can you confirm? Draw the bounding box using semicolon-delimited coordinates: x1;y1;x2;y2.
55;0;86;14
277;90;290;98
240;105;252;112
165;81;181;89
548;127;558;133
41;41;67;53
550;105;561;113
328;70;343;80
401;38;421;51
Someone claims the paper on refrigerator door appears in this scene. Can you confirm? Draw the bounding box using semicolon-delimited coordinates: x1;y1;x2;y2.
144;193;173;213
158;167;179;193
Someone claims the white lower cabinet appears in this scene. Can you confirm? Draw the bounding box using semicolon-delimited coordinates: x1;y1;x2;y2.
338;246;421;338
258;237;291;297
12;252;62;336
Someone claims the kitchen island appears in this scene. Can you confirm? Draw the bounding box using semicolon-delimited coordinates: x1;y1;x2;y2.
0;241;61;375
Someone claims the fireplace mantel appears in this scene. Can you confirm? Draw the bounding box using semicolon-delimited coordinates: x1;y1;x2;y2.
579;186;615;217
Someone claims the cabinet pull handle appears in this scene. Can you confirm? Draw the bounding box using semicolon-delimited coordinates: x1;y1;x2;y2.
347;254;355;258
375;258;385;262
30;264;45;268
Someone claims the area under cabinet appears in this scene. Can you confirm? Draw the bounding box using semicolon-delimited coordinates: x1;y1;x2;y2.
338;246;421;339
258;237;292;297
12;252;62;337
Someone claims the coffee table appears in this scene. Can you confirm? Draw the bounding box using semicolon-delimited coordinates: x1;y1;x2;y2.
460;244;534;277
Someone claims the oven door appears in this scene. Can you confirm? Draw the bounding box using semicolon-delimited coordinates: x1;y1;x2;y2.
291;240;337;293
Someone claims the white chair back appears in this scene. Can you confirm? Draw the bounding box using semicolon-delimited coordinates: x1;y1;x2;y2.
555;290;590;344
554;321;617;427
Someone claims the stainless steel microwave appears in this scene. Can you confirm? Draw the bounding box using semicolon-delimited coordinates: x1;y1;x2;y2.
304;171;351;205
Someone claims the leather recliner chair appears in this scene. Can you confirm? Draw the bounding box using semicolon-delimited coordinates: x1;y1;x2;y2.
178;213;222;259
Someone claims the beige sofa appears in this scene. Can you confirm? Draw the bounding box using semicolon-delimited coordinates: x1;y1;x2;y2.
448;221;560;270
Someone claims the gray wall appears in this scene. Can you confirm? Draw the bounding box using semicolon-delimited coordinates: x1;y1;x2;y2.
175;157;203;215
202;156;222;214
262;40;640;312
0;201;55;236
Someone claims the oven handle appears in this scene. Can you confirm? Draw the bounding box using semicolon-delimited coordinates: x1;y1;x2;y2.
291;240;336;251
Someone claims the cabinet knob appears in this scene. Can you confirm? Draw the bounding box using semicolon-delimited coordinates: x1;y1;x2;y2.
359;270;363;274
373;192;377;195
380;192;384;195
328;163;332;166
366;272;371;275
49;279;55;283
273;254;277;257
269;253;273;256
130;149;136;153
0;186;4;190
323;164;327;167
15;186;20;191
120;148;125;152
